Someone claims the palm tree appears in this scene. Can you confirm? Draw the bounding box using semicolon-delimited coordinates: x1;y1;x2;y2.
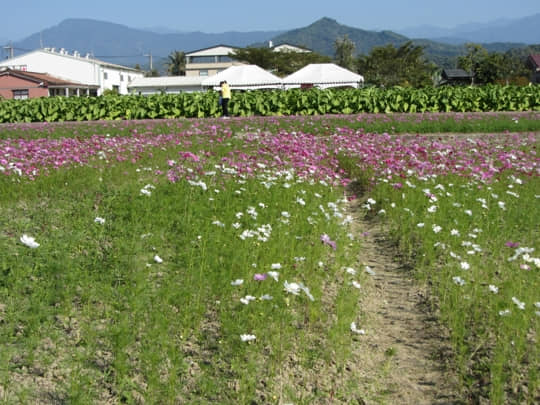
166;50;186;76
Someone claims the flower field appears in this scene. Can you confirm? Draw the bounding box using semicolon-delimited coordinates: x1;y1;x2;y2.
0;113;538;403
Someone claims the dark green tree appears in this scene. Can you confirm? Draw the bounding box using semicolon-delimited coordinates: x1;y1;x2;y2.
457;44;531;85
273;51;331;76
334;35;356;70
357;41;435;87
166;50;186;76
231;47;331;76
232;47;277;70
456;43;488;85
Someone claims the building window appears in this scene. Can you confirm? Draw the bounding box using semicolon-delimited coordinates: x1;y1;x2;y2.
217;55;234;63
199;70;209;76
190;56;216;64
12;89;29;100
104;72;108;80
120;74;124;82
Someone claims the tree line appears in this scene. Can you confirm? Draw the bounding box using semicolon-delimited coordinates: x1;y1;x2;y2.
139;38;540;88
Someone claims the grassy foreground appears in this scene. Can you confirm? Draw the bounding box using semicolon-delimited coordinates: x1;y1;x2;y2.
0;112;539;403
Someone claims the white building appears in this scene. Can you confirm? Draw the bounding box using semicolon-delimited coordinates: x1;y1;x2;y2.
0;48;144;95
185;45;245;77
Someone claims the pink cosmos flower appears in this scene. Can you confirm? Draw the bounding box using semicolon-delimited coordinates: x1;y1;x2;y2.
253;273;267;281
320;234;336;250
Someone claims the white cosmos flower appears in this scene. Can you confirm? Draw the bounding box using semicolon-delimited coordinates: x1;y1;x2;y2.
283;281;314;301
267;271;279;282
154;255;163;263
365;266;376;276
94;217;106;224
20;234;40;248
240;334;256;342
488;285;499;294
271;263;282;270
512;297;525;310
450;229;460;236
427;205;437;213
231;279;244;286
260;294;273;301
187;180;207;191
240;295;256;305
351;281;361;289
417;223;425;228
499;309;511;316
284;281;301;295
345;267;357;275
432;225;442;233
452;276;465;286
464;209;472;216
460;262;470;270
350;322;365;335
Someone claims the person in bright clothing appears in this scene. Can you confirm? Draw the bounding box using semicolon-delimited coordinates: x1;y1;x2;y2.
220;80;231;117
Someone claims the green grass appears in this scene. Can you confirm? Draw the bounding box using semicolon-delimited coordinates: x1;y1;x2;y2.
1;111;539;141
368;174;539;404
0;153;364;403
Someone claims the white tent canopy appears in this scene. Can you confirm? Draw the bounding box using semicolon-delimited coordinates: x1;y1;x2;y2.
282;63;364;89
128;76;204;94
201;65;282;90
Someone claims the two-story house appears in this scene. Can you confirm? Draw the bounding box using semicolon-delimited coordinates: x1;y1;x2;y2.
185;45;245;77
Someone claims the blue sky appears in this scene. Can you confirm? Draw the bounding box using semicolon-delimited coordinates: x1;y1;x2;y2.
2;0;539;40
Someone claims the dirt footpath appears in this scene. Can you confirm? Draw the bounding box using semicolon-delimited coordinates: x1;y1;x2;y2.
348;201;462;404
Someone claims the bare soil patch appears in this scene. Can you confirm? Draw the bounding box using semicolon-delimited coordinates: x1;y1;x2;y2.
344;199;463;404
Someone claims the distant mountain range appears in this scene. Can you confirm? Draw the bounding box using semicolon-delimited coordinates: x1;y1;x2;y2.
270;17;407;56
397;13;540;45
2;15;539;71
4;18;283;69
268;18;534;68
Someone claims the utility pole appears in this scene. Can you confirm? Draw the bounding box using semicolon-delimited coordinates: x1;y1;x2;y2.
3;43;14;59
143;51;153;71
